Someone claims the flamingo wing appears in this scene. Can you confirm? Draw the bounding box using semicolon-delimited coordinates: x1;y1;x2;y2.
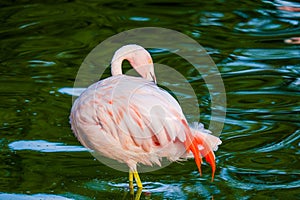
71;75;189;163
107;75;188;150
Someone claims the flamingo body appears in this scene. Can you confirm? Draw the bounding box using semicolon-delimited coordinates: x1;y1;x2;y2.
70;44;221;188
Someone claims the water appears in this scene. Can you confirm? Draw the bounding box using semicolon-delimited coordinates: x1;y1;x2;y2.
1;0;299;199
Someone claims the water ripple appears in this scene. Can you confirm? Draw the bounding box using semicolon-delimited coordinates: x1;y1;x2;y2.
86;179;215;199
0;193;75;200
227;90;300;114
256;129;300;152
58;87;86;97
8;140;88;153
232;48;300;60
220;167;300;190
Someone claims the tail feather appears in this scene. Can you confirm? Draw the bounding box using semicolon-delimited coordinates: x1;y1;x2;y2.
190;137;203;175
184;122;222;181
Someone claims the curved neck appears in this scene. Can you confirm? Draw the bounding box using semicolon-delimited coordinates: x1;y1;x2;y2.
111;58;123;76
110;44;156;83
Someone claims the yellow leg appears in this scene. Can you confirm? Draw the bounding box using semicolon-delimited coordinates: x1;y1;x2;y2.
129;171;134;190
133;171;143;188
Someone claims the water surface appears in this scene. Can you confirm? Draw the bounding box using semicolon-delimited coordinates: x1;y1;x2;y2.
1;0;299;199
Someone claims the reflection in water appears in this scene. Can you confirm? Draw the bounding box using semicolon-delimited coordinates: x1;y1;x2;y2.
85;179;214;200
1;0;299;199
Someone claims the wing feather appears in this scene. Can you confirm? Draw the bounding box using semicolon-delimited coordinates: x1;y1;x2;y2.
71;75;191;164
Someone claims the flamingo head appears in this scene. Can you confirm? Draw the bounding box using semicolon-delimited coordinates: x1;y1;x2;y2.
111;44;156;84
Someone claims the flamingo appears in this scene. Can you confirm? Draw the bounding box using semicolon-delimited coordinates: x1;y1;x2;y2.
70;44;221;190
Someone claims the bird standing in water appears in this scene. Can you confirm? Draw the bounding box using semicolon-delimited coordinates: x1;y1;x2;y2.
70;44;221;190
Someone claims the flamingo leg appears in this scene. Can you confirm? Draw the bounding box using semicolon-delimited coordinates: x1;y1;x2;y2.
133;171;143;188
129;171;134;189
129;170;143;188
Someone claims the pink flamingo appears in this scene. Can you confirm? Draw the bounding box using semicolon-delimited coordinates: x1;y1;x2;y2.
70;44;221;189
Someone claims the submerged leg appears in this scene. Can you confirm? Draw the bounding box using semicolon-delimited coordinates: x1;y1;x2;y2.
128;186;142;200
135;187;142;200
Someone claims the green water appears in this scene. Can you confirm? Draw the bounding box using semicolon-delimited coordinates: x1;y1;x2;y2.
1;0;299;199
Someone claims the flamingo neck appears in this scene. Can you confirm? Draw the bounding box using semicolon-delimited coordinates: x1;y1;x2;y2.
110;44;156;83
111;58;123;76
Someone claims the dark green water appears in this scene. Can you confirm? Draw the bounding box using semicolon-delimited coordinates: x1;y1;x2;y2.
1;0;300;199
